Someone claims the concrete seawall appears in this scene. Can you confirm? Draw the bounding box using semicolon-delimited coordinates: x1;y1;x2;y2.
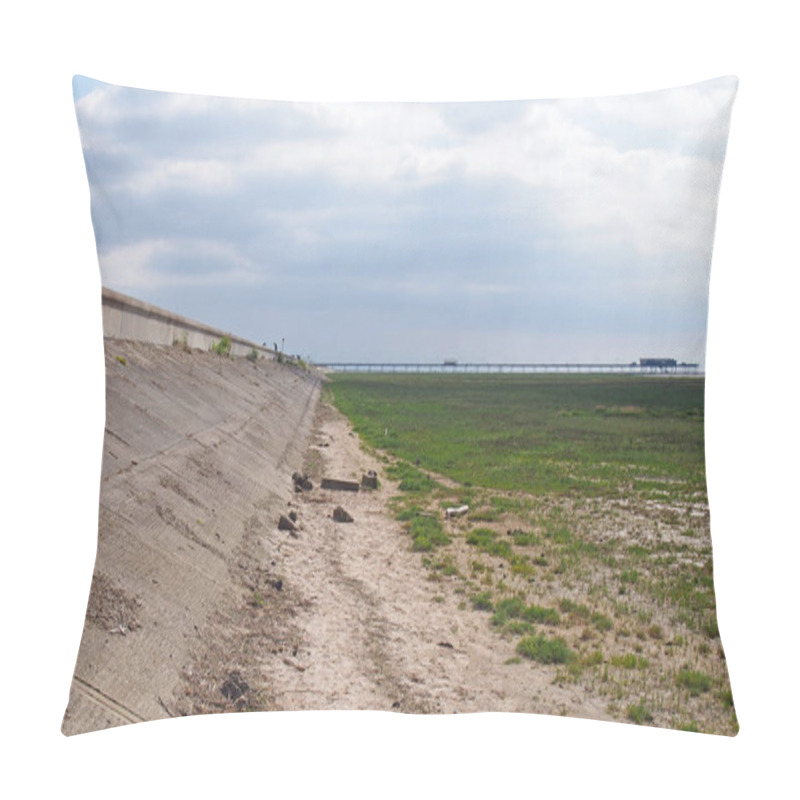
63;301;321;734
102;287;275;359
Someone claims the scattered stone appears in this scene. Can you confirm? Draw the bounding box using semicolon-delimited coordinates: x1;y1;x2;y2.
288;510;298;522
292;472;313;491
278;514;297;532
271;579;283;592
332;506;354;523
220;671;249;702
361;470;379;489
437;641;454;649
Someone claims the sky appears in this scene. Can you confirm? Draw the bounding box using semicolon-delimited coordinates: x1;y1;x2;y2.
73;75;737;365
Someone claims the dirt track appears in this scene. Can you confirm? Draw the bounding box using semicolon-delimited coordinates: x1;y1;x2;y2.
254;401;612;721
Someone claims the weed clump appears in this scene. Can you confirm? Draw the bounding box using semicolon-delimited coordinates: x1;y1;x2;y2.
466;527;513;559
627;701;654;725
516;634;575;664
675;667;712;695
212;335;232;357
471;591;494;611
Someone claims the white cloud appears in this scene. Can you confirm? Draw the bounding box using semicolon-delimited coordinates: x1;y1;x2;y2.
99;238;263;290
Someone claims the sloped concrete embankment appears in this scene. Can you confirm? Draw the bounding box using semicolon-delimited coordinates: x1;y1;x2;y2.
62;339;320;735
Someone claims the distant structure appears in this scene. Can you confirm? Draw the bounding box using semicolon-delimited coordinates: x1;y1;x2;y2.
318;358;699;374
639;358;679;373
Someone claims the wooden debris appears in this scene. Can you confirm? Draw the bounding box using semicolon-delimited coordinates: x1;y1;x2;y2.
321;478;360;492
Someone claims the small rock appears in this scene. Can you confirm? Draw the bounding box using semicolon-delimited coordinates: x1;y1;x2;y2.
361;470;379;489
220;671;249;702
332;506;353;523
278;514;297;532
292;472;313;491
288;510;298;522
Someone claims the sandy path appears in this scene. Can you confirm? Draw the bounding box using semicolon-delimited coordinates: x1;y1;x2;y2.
261;401;612;721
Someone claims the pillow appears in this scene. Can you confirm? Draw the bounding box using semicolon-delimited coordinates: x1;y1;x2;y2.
64;76;738;735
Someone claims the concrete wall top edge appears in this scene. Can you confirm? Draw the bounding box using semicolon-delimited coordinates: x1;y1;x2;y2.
101;286;272;353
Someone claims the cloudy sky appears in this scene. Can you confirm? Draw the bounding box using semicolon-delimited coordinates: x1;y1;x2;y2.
73;75;737;365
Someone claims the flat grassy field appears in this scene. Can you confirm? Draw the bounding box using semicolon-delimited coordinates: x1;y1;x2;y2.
330;373;706;500
328;373;737;735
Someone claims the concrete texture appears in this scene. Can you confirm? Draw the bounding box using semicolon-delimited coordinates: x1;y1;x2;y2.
101;287;275;358
62;338;320;734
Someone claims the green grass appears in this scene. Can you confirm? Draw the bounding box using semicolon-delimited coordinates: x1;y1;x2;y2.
405;511;449;551
471;591;494;611
676;667;713;696
212;335;232;357
516;634;575;664
329;373;706;501
627;701;654;725
491;597;560;628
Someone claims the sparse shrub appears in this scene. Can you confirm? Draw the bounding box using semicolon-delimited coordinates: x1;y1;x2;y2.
504;620;535;636
592;612;613;633
213;335;232;357
612;653;649;670
719;688;735;708
516;634;575;664
246;348;259;362
409;514;449;551
492;597;527;626
676;667;712;695
627;702;653;725
491;597;559;627
387;462;435;493
471;591;494;611
584;649;604;667
702;617;720;639
648;624;663;640
523;604;560;625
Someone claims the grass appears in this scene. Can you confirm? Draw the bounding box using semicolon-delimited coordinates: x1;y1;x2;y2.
329;373;707;501
517;634;575;664
212;335;232;357
491;597;560;628
627;701;654;725
676;667;713;696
